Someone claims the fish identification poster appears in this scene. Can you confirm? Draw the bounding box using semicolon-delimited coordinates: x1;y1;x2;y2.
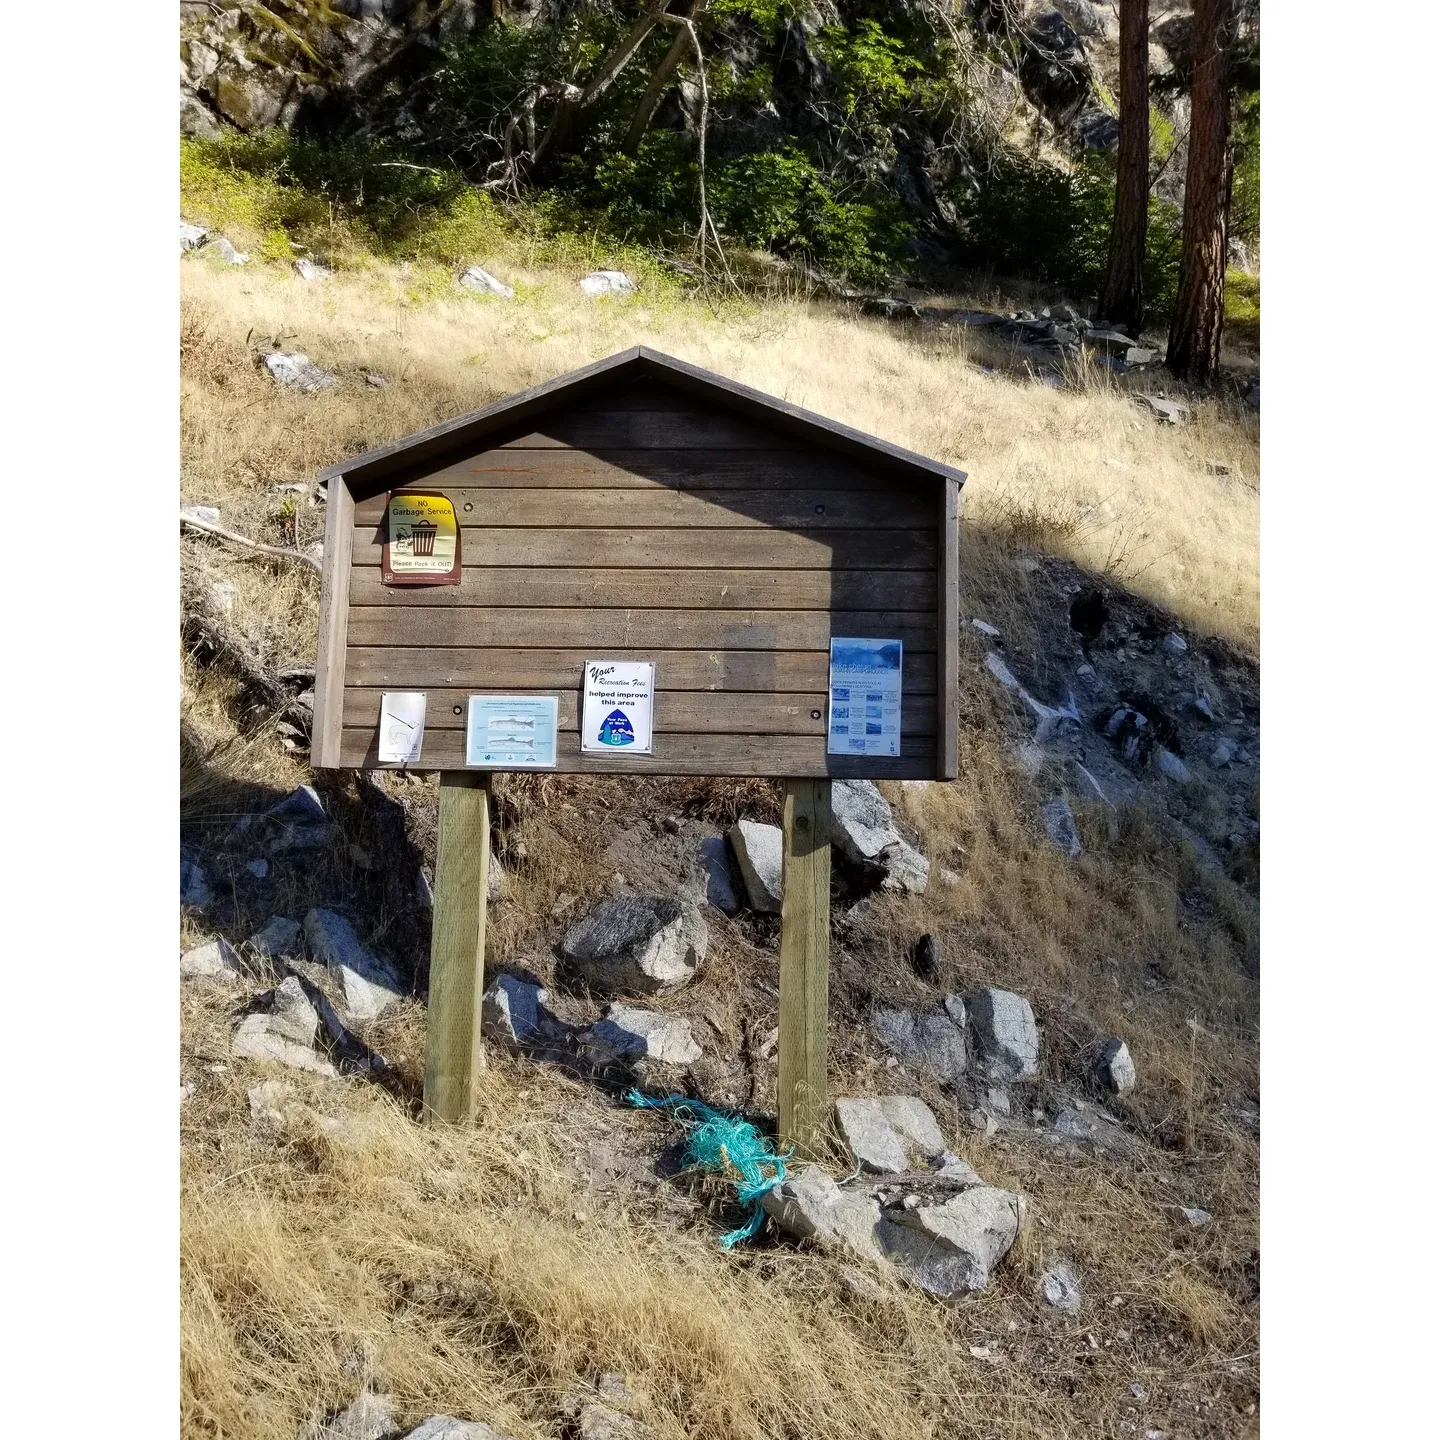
581;660;654;754
466;696;559;768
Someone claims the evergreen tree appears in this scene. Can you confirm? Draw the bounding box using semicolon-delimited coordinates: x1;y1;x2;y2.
1099;0;1150;334
1167;0;1239;383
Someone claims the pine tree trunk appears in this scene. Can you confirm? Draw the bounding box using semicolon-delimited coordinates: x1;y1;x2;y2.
1099;0;1149;334
1166;0;1237;384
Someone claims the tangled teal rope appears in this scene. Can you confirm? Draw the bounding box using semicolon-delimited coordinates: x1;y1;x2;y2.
625;1090;788;1249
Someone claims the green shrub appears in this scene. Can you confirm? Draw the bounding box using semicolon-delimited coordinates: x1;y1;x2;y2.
1224;268;1259;343
707;146;911;282
566;131;700;243
181;132;507;263
817;19;919;121
949;152;1183;320
949;154;1110;288
180;4;1232;305
1230;92;1260;246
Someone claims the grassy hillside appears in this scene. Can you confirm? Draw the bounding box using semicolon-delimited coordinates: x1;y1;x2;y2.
179;142;1260;650
180;179;1260;1439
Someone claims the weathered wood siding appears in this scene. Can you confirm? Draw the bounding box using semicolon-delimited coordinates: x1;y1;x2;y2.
331;379;947;778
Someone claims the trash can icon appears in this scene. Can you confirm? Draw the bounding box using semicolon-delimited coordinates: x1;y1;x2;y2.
407;519;437;556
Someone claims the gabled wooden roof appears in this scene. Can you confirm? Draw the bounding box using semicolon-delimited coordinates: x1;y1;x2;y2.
319;345;967;492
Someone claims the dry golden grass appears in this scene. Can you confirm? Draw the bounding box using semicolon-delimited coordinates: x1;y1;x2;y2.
182;994;1258;1440
180;738;1259;1439
179;252;1258;652
180;249;1259;1439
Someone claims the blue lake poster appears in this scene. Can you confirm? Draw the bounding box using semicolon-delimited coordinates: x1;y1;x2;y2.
827;637;902;758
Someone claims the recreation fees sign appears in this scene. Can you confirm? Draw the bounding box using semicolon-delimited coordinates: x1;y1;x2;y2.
581;660;654;754
310;347;965;1148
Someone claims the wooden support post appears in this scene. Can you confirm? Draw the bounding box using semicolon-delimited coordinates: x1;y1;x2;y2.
423;772;492;1124
777;777;832;1159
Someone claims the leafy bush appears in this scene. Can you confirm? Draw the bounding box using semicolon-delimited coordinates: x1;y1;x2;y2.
949;152;1183;320
707;146;911;281
571;131;700;243
949;154;1110;288
709;0;801;27
181;7;1239;305
1224;269;1259;344
1230;92;1260;246
817;19;919;121
180;132;506;263
422;19;589;170
412;13;926;281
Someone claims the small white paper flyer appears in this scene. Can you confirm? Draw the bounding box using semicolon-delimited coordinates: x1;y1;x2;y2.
466;695;559;768
827;638;903;758
581;660;655;754
378;692;427;764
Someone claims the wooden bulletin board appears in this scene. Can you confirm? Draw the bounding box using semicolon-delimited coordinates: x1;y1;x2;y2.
311;347;966;1141
312;347;965;781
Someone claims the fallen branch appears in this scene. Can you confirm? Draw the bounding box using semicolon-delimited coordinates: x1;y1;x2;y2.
181;512;322;576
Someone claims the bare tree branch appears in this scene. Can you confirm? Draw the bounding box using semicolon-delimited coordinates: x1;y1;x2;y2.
533;0;672;165
180;574;315;739
623;0;709;156
660;11;735;290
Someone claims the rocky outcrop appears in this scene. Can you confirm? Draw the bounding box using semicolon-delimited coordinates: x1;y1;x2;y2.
579;271;636;296
480;974;553;1051
232;784;333;854
558;896;707;995
459;265;514;298
583;1003;702;1067
264;352;339;393
830;780;930;894
1095;1036;1137;1096
696;836;742;915
180;2;493;138
879;1184;1028;1300
728;820;783;913
762;1163;1025;1301
402;1419;512;1440
1041;1258;1083;1313
248;914;304;960
966;987;1041;1080
300;1389;395;1440
304;908;405;1020
231;977;336;1075
869;1000;968;1083
178;2;1142;280
181;937;243;980
834;1096;947;1174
